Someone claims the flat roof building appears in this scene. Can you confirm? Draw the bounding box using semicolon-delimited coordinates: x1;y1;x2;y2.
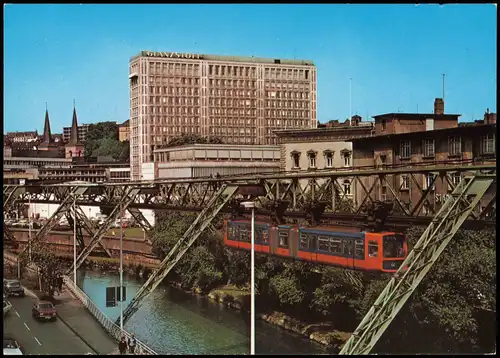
129;50;317;180
151;143;281;180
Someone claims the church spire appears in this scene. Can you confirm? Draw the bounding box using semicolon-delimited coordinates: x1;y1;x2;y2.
42;106;53;144
69;100;81;145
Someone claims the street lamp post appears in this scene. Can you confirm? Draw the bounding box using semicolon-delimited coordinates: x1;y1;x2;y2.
28;196;32;262
120;203;124;333
241;201;255;355
73;194;77;284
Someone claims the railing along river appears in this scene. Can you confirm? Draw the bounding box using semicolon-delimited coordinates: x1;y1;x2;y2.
3;251;157;355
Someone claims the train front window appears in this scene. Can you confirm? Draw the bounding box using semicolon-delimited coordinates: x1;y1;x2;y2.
383;234;405;258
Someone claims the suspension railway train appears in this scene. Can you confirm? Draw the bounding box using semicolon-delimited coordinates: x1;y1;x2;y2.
223;219;408;273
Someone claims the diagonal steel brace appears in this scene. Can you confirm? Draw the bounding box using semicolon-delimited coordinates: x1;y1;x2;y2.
20;187;89;256
119;184;239;326
70;187;141;272
340;172;495;355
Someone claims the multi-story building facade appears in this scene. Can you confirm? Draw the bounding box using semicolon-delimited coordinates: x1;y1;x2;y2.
119;120;130;142
63;123;89;143
150;143;280;179
351;107;496;215
274;116;374;172
129;50;317;180
274;116;374;202
5;131;39;143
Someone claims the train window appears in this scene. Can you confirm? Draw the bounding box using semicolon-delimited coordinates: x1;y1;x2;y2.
307;235;318;251
228;226;235;240
262;229;269;244
318;236;329;252
240;228;250;242
383;234;405;258
255;227;263;243
278;231;289;247
343;239;353;256
330;238;342;254
300;233;308;249
368;240;378;258
232;226;240;241
354;239;365;260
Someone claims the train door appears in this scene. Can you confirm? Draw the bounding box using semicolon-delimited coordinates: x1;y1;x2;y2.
353;237;365;270
365;233;381;271
343;237;354;270
270;226;278;255
289;228;299;259
277;227;290;258
309;235;318;263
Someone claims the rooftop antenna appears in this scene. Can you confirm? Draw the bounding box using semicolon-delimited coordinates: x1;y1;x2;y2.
73;98;76;109
45;102;48;111
417;103;419;113
349;78;352;126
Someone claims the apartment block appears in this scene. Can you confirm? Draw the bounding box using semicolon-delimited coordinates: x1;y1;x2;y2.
129;50;317;180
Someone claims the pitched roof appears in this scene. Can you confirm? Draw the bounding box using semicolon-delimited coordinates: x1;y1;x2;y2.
39;110;58;148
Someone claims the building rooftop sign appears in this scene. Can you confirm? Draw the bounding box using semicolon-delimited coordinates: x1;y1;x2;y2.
142;51;203;60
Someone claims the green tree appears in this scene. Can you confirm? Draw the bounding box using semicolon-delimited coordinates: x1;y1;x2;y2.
356;227;496;354
20;241;66;298
157;134;224;148
269;269;306;308
84;122;122;159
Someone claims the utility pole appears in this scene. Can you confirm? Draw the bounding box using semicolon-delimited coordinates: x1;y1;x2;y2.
120;203;124;333
349;78;352;125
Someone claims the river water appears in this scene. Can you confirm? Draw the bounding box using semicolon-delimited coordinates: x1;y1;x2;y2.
77;270;334;355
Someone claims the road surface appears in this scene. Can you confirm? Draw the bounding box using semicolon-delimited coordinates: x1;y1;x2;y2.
3;295;95;355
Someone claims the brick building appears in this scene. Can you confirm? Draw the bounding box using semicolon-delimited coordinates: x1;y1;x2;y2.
351;103;496;215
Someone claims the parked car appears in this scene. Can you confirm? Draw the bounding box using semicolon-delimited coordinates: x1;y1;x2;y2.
4;280;25;297
32;300;57;321
3;336;24;355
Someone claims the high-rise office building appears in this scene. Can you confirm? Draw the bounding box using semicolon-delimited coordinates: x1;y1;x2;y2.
129;51;317;180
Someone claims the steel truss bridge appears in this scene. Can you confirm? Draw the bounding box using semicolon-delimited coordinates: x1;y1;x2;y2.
3;162;496;355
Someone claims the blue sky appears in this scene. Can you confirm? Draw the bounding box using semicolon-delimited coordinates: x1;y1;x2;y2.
3;4;497;133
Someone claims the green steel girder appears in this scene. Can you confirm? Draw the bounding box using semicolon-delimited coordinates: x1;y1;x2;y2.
19;186;90;258
53;188;112;257
70;187;141;272
119;184;239;326
7;163;496;219
3;186;25;211
340;171;496;355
